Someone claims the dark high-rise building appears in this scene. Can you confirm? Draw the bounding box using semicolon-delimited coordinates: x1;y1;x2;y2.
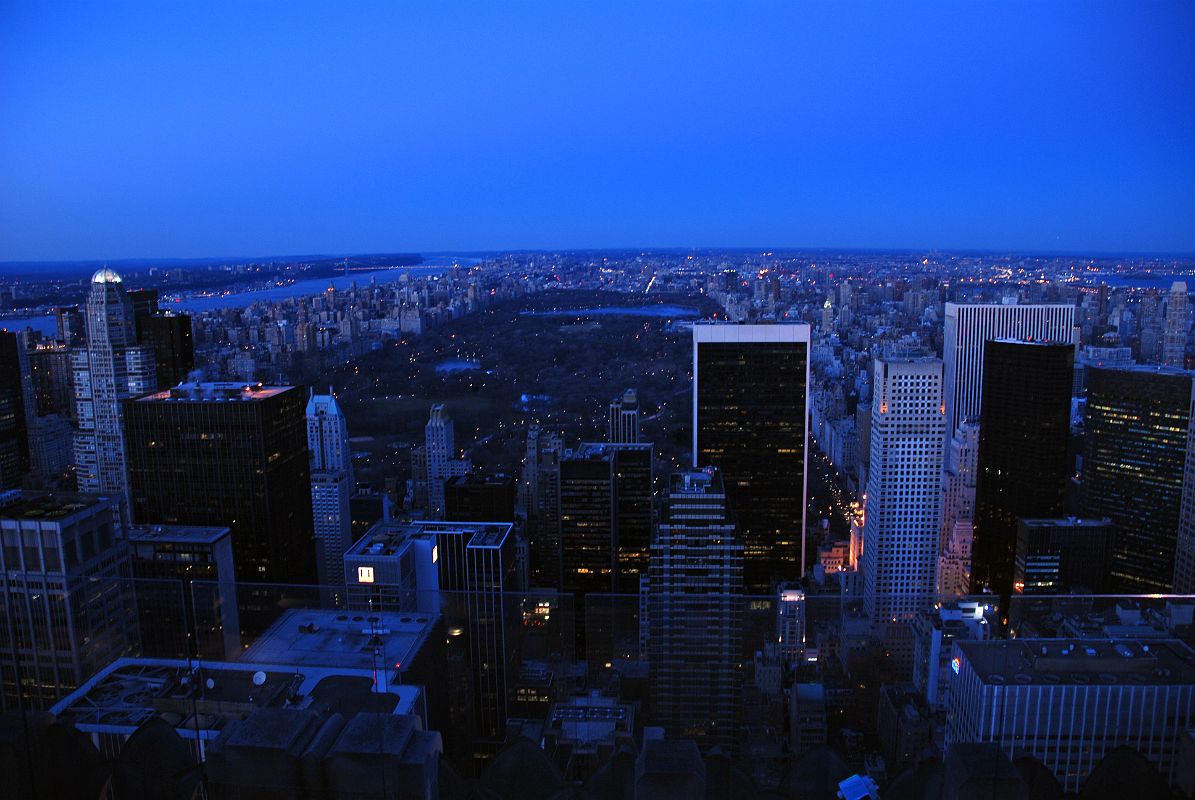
28;340;74;418
693;323;810;592
608;388;640;444
559;442;653;597
445;473;517;522
126;288;159;319
53;305;84;346
520;426;562;588
122;383;317;597
0;332;30;488
1014;517;1112;595
559;442;652;656
648;468;743;752
127;524;240;660
0;492;138;712
136;312;195;388
972;341;1074;608
1083;365;1194;593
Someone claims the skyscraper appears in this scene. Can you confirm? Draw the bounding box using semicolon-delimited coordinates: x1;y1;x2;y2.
425;404;468;519
1163;281;1189;368
344;519;518;767
127;523;240;660
445;473;517;522
73;269;157;506
135;311;195;388
1083;365;1194;592
648;468;743;752
693;322;810;591
942;302;1075;457
971;341;1074;608
936;421;979;595
0;492;138;712
122;383;317;614
520;425;563;587
0;331;30;488
862;357;945;626
307;390;354;589
559;442;653;597
608;388;640;444
1013;517;1112;595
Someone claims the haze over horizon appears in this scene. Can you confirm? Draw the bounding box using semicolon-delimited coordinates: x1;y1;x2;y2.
3;1;1194;262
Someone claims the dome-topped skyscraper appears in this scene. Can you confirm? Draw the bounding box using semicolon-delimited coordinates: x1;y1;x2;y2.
73;267;155;507
90;267;123;284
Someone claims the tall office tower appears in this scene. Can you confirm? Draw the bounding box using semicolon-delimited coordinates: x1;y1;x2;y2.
937;422;979;595
1014;517;1112;595
608;388;641;444
0;332;29;488
345;520;517;768
942;302;1075;463
127;524;240;660
946;638;1195;794
520;425;563;587
126;288;159;319
307;391;354;589
693;323;810;591
72;269;157;503
28;339;74;418
648;468;743;752
122;383;317;633
445;473;516;522
136;311;195;387
776;585;806;664
861;357;945;626
425;404;468;519
1163;281;1189;368
971;341;1074;608
559;442;653;596
0;492;138;712
1084;366;1195;592
54;305;84;346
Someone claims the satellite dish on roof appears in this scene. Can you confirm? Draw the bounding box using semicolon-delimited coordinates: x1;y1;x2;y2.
252;671;267;687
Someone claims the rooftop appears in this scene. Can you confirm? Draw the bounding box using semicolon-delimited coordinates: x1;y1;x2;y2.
135;382;293;402
956;638;1195;686
242;608;438;676
127;523;232;545
49;657;422;739
0;491;109;522
346;519;514;558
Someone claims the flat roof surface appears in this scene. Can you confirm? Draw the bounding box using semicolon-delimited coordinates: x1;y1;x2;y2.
127;524;231;544
242;608;437;674
346;519;514;556
0;491;107;522
956;638;1195;686
135;382;292;402
50;657;420;737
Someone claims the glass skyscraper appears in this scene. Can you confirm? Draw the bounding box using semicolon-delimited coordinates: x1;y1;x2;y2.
692;323;810;592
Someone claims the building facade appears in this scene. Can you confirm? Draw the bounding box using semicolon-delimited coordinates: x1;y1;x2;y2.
862;357;945;625
122;382;318;621
73;269;157;506
0;492;138;712
306;391;354;589
1082;365;1194;592
942;302;1076;450
971;341;1075;608
693;322;810;591
648;468;743;752
608;388;640;444
946;638;1195;793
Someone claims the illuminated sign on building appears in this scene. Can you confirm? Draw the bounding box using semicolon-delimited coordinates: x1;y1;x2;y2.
357;566;375;584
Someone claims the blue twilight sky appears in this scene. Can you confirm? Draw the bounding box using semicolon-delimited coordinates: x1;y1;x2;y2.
2;2;1194;261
